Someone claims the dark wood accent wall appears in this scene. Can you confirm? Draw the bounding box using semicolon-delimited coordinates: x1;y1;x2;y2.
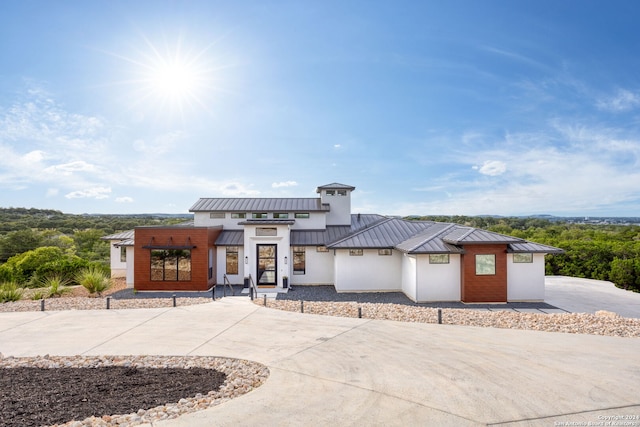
134;227;221;291
460;244;508;303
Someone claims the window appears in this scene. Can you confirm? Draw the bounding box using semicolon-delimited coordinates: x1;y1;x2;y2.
150;249;191;281
475;254;496;275
337;190;347;196
231;213;246;219
256;227;277;236
226;246;238;274
378;249;392;256
273;213;289;219
252;213;268;219
326;190;335;196
120;246;126;263
293;246;305;275
513;253;533;263
429;254;450;264
209;212;225;219
349;249;363;256
316;246;329;252
294;213;310;219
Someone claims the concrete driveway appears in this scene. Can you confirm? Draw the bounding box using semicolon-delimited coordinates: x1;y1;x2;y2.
545;276;640;318
1;298;639;426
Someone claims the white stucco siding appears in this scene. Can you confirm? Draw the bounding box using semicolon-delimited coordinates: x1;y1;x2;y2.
291;247;334;285
334;249;402;292
216;247;245;285
125;246;134;287
415;254;461;302
507;253;546;301
401;254;418;301
108;241;127;278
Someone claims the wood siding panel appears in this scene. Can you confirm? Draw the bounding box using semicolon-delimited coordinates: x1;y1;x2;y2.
461;244;508;303
134;227;219;291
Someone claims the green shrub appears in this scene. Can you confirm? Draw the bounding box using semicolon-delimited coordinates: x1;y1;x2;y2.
38;275;72;298
30;290;46;300
30;256;90;287
75;266;111;296
0;282;23;303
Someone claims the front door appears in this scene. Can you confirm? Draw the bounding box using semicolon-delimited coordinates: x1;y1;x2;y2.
257;244;277;286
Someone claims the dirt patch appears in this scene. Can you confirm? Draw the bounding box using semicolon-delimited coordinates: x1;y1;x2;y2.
0;366;226;427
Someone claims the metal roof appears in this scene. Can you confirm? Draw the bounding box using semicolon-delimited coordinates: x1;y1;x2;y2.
113;238;135;247
101;230;135;241
189;198;329;212
316;183;356;192
328;218;436;249
395;223;465;254
508;241;565;254
215;230;244;246
442;227;524;245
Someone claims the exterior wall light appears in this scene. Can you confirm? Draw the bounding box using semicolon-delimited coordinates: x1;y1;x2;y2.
284;256;288;264
245;256;248;264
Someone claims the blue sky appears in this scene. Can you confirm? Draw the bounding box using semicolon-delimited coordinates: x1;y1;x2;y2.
1;1;640;216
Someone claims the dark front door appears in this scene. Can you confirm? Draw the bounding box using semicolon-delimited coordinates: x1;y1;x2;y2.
257;244;277;286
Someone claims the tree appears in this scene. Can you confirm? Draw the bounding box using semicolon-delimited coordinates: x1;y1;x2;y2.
0;229;43;262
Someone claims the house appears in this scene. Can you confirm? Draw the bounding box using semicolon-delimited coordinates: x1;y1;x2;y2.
103;183;563;302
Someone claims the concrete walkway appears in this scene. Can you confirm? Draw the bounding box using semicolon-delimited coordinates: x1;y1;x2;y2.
1;298;639;426
546;276;640;318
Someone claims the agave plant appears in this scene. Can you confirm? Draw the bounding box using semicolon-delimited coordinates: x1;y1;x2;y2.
39;275;72;298
75;266;111;296
0;281;24;303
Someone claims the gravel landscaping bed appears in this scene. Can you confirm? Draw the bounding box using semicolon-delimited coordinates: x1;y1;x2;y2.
0;355;269;427
258;299;640;337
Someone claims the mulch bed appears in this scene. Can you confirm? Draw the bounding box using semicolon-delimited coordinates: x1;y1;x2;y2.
0;366;226;427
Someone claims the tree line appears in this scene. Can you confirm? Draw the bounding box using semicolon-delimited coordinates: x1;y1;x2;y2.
0;208;190;287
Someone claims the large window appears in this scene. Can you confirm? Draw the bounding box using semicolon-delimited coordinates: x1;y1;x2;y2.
293;246;305;275
294;213;310;219
231;213;246;219
513;253;533;263
226;246;238;274
429;254;449;264
475;254;496;275
378;249;392;256
349;249;363;256
273;213;289;219
120;246;126;263
209;212;225;219
150;249;191;281
252;213;268;219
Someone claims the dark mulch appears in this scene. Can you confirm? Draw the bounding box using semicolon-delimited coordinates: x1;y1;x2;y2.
0;367;227;427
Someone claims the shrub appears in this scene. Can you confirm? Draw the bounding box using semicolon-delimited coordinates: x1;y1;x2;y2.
0;282;23;303
38;275;72;298
30;256;90;287
75;266;111;296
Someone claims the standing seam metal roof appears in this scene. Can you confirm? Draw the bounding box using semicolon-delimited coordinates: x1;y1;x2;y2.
189;198;329;212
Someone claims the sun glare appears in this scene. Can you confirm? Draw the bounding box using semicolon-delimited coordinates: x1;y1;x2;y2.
111;32;223;120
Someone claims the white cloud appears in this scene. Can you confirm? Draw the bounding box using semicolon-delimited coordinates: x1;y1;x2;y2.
597;89;640;112
333;144;341;149
272;181;298;188
474;160;507;176
46;188;59;198
220;182;260;196
115;196;134;203
65;187;111;199
45;161;97;175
